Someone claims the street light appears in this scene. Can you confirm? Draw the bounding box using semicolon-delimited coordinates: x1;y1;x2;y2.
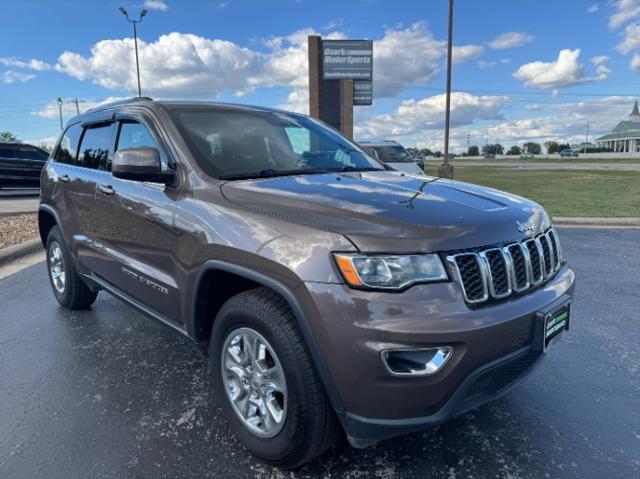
438;0;455;179
118;6;147;97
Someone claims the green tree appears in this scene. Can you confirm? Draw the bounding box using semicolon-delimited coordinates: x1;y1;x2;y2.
468;145;480;156
545;141;560;154
0;131;19;143
507;145;522;155
419;148;434;157
482;144;504;155
523;142;542;154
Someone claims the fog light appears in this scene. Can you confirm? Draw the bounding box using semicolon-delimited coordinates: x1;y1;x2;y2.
382;347;452;377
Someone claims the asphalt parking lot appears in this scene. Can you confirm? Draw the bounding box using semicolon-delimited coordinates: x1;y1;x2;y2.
1;228;638;478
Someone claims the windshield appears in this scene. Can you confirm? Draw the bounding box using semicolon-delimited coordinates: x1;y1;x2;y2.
371;145;414;163
169;107;384;179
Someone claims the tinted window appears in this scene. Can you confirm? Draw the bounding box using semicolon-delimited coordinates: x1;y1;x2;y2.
54;124;82;164
116;121;167;171
77;124;113;170
169;108;383;179
17;146;48;161
0;146;16;159
371;145;414;163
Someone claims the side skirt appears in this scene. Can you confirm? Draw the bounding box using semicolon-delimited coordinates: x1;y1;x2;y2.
83;273;196;344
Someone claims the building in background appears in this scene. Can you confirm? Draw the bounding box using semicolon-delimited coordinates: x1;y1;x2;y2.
595;101;640;153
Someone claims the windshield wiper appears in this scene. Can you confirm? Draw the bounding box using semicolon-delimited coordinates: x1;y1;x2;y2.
219;168;331;181
338;165;382;173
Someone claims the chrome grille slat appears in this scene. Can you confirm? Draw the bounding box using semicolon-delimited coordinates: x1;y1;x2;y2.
447;228;563;305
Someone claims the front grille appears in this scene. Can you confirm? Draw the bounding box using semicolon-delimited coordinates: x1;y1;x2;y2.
447;227;563;305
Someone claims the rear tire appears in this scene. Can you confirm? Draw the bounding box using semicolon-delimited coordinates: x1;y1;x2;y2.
210;287;340;469
46;226;98;310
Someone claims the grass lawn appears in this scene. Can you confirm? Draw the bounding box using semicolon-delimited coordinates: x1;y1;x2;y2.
426;157;640;165
424;166;640;218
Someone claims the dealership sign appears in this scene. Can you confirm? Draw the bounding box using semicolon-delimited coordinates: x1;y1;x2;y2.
322;39;373;106
322;40;373;80
353;80;372;106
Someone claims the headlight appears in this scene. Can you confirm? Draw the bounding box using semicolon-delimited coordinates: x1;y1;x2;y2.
333;253;448;290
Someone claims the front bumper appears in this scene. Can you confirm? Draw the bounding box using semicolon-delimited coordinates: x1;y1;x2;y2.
297;263;576;444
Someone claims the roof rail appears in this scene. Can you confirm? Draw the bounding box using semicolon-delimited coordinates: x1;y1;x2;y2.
84;96;154;114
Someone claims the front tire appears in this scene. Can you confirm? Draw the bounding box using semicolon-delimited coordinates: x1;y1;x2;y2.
46;226;98;310
210;287;340;469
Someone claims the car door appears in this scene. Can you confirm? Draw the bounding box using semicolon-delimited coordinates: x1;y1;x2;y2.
92;117;180;322
69;121;116;271
47;123;85;253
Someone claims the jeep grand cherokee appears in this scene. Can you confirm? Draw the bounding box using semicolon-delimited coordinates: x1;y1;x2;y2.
38;98;575;468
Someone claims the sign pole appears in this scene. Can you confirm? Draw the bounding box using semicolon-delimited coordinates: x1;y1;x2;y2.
438;0;455;179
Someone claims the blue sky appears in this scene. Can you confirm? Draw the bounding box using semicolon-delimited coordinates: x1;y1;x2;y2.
1;0;639;151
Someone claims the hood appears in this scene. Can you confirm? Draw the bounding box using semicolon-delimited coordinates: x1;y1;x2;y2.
386;162;426;176
221;171;551;253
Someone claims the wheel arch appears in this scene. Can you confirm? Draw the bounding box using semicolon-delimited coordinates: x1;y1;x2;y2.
190;260;344;413
38;205;62;247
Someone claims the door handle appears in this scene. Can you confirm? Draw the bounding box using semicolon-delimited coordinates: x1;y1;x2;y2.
59;174;70;183
98;184;115;195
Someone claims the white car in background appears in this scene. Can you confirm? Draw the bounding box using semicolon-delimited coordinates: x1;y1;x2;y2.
358;140;425;176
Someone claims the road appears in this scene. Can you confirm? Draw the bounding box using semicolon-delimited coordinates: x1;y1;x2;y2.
1;229;639;478
0;188;39;215
427;161;640;170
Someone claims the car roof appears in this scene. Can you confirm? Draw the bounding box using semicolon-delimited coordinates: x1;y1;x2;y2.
0;142;46;151
358;140;403;147
75;97;302;123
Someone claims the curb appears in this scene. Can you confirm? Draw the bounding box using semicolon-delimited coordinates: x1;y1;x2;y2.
554;217;640;229
0;210;38;217
0;239;42;266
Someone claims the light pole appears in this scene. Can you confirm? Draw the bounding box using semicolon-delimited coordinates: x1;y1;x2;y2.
438;0;455;179
57;97;63;131
118;6;147;97
584;121;590;154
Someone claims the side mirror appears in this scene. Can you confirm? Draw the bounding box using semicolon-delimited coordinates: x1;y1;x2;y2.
112;147;174;183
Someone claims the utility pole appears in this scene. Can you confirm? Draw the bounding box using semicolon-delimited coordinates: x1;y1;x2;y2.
584;121;590;154
118;7;147;97
57;97;63;131
438;0;455;179
74;98;80;115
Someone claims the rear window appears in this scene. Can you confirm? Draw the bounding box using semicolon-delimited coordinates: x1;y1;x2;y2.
16;146;48;161
371;145;414;163
0;146;16;159
54;124;82;165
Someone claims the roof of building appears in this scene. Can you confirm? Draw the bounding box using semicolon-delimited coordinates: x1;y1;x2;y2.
595;100;640;141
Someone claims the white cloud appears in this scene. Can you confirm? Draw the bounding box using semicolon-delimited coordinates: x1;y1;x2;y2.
0;57;51;71
616;22;640;53
1;71;36;84
476;96;636;146
277;89;309;114
143;0;168;11
587;3;599;13
513;49;609;89
56;33;260;96
23;136;59;152
631;52;640;70
488;32;533;50
53;23;449;101
355;92;508;139
32;97;125;119
372;22;445;97
452;45;485;65
609;0;640;29
478;58;510;69
323;18;344;31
